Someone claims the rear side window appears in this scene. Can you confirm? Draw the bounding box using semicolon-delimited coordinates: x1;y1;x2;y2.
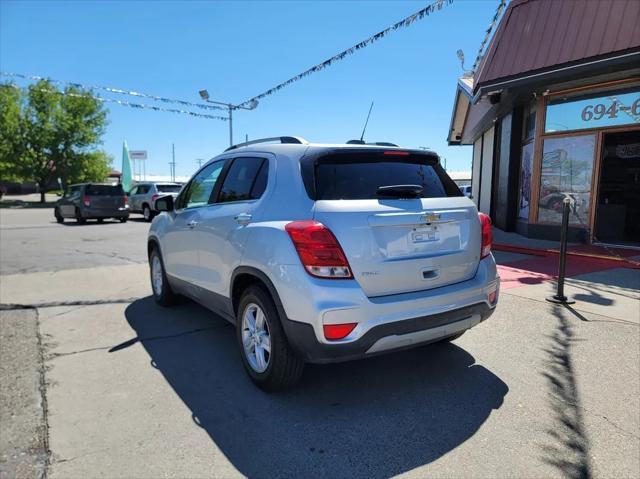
85;185;124;196
315;160;458;200
218;157;267;203
64;186;82;198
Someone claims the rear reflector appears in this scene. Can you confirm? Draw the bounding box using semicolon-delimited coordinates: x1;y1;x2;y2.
488;290;497;305
383;150;410;156
479;213;492;259
285;221;352;279
323;323;357;340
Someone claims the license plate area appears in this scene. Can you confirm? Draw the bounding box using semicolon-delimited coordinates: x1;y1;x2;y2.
411;225;439;243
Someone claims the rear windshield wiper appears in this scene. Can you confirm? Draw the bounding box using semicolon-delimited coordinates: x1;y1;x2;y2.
376;184;423;198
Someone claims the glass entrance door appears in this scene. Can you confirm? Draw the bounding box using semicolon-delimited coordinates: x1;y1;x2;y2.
594;130;640;246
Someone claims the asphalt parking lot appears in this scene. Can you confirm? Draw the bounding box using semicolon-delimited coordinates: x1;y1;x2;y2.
1;207;639;478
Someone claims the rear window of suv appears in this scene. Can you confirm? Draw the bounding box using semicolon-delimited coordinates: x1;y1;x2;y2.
312;153;462;200
156;184;182;193
85;185;125;196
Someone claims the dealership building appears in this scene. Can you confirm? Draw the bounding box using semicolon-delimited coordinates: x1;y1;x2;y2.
448;0;639;247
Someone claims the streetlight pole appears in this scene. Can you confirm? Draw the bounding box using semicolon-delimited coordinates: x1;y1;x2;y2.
198;90;258;147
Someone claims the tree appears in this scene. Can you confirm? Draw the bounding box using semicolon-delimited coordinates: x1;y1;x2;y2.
0;84;24;183
0;80;110;202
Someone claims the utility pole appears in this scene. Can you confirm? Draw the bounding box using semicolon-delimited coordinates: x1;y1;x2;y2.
170;143;176;182
196;158;204;168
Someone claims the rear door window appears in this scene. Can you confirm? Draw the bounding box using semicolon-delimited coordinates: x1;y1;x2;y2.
315;159;459;200
217;157;267;203
85;185;124;196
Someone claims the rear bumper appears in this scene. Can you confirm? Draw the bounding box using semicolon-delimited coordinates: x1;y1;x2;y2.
282;302;494;363
268;255;499;363
80;207;129;218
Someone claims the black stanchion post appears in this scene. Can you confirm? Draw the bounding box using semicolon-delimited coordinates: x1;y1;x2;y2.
547;197;575;304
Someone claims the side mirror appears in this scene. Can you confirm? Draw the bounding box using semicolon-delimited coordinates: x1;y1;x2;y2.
155;195;174;212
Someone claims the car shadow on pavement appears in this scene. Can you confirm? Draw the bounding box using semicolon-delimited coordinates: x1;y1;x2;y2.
119;297;509;478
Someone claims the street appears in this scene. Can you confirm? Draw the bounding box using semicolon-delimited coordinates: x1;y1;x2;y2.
1;207;638;478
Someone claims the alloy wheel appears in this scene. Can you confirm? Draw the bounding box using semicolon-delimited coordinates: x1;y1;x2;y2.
241;303;271;373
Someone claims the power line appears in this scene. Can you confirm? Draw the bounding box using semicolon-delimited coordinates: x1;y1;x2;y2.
0;71;227;111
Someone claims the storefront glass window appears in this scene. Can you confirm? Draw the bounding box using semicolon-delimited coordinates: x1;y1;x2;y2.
545;88;640;133
518;142;534;219
537;134;596;225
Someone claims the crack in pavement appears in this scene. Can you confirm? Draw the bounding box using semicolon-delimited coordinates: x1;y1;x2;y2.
34;308;51;479
0;298;141;311
70;248;143;265
49;324;229;358
548;391;640;441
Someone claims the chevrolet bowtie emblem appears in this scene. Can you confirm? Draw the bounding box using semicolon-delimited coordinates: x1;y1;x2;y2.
421;213;440;223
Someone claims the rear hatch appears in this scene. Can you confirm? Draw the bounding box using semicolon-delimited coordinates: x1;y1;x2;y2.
85;184;126;210
308;149;481;297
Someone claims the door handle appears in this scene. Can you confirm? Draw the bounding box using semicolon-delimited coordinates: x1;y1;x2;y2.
234;213;252;225
187;220;199;228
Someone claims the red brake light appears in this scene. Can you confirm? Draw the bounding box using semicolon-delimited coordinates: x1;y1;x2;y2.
285;221;352;279
83;195;90;207
383;150;410;156
479;213;492;259
151;194;160;202
323;323;357;340
123;195;129;205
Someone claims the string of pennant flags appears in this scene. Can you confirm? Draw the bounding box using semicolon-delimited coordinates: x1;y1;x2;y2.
471;0;506;73
238;0;454;107
3;0;459;116
3;83;229;121
0;71;227;112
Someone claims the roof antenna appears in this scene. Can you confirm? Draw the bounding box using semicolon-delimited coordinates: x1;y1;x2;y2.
360;101;374;142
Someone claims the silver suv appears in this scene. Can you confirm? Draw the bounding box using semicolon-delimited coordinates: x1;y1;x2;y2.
147;137;499;390
128;182;182;221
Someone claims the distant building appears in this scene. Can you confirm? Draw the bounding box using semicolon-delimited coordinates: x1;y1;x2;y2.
106;169;122;184
448;0;639;246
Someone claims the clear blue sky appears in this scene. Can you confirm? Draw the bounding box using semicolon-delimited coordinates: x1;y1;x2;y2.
0;0;498;178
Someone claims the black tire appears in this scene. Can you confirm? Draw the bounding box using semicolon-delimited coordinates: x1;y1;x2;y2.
143;204;154;222
75;208;86;224
236;285;304;391
55;208;64;223
434;331;466;344
119;217;128;223
149;247;177;307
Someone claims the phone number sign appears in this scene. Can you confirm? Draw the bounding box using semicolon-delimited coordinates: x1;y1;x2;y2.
545;89;640;133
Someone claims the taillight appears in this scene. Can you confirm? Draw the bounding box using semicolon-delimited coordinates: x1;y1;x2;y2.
285;221;352;279
151;194;160;203
123;195;129;206
323;323;357;340
83;195;90;207
479;213;492;258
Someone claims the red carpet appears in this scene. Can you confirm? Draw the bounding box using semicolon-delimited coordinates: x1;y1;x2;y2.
496;250;636;290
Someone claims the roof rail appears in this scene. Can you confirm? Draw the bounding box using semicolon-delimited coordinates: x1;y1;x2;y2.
225;136;308;151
